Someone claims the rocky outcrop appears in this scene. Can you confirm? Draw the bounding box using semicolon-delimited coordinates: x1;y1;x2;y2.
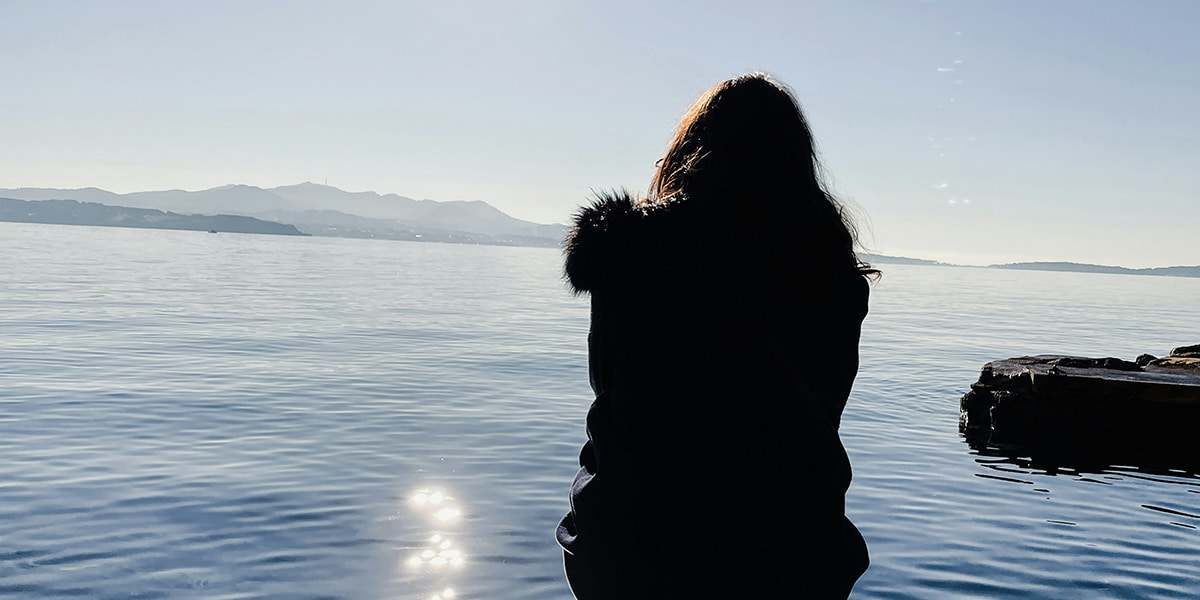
960;348;1200;471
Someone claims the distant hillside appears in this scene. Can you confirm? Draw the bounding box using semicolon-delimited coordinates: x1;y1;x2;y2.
990;261;1200;278
0;187;124;204
268;183;566;239
0;198;306;236
0;183;567;246
860;253;947;266
255;207;562;248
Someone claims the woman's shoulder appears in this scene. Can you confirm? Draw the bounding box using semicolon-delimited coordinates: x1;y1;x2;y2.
562;188;871;299
563;190;704;295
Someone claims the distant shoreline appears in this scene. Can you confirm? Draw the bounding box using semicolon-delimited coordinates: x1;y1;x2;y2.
864;254;1200;278
3;195;1195;278
0;198;306;237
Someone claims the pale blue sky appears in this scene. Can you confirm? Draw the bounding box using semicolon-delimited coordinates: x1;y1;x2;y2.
3;0;1197;266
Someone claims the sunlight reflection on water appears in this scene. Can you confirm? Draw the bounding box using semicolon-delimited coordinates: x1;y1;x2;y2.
405;487;467;598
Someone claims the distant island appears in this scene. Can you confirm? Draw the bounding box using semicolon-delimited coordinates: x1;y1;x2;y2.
987;261;1200;278
864;254;1200;278
860;253;947;267
0;198;306;236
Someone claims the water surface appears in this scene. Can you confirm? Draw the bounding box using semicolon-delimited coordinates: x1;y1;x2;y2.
2;222;1197;598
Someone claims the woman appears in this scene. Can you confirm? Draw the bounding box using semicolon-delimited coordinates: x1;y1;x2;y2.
557;73;876;599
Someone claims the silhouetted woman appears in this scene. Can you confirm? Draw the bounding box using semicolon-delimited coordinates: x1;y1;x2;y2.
557;72;876;599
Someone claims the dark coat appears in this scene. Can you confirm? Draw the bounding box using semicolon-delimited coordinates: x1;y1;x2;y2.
556;190;870;599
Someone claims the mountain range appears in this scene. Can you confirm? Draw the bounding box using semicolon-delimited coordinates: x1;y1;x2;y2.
0;183;567;247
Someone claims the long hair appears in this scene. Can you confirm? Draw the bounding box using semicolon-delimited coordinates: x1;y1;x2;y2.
645;72;876;277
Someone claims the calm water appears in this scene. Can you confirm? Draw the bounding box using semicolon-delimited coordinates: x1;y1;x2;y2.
2;222;1198;599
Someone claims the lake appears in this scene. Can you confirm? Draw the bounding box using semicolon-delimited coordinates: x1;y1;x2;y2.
2;222;1197;599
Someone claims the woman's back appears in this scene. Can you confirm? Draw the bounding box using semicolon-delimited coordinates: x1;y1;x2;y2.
558;73;874;599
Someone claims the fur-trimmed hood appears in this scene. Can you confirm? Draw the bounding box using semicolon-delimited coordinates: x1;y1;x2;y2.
562;189;718;294
563;188;855;295
562;190;644;294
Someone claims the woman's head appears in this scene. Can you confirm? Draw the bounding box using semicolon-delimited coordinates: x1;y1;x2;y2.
647;72;875;275
647;72;819;203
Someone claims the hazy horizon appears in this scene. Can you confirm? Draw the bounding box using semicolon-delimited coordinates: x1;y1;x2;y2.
3;1;1197;268
5;180;1200;271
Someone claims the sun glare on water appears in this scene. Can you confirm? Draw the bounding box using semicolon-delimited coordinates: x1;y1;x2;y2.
400;487;468;598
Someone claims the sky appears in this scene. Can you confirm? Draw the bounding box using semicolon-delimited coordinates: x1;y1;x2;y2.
2;0;1197;267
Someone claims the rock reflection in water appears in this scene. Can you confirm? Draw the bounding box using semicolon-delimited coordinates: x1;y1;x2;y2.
405;487;466;599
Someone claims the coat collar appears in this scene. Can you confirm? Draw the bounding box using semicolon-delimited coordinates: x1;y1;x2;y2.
563;189;706;294
563;188;864;295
